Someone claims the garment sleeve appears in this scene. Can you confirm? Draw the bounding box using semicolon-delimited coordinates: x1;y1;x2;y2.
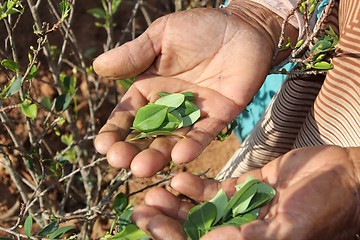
243;0;309;38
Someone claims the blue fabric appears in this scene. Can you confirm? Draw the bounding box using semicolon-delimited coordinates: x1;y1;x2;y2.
234;63;295;141
317;0;330;20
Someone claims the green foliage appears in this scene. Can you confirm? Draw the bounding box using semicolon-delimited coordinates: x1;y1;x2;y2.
36;221;59;236
20;99;37;119
1;59;19;72
24;215;33;238
88;0;123;28
299;0;319;15
102;194;150;240
183;176;276;240
300;26;339;71
48;226;75;239
130;92;201;140
216;120;237;141
0;0;23;20
22;217;74;239
59;0;71;21
55;94;71;112
0;76;22;99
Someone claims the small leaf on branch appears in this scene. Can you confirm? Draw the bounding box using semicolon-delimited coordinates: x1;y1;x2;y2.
24;215;33;238
21;99;37;119
1;59;18;72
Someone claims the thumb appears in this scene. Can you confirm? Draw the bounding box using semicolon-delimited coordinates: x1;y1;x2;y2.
93;17;165;79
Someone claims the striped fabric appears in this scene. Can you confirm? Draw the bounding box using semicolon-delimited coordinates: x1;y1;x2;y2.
217;0;360;180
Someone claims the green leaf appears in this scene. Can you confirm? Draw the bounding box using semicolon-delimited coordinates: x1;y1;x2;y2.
177;100;198;117
114;193;128;215
183;220;202;240
222;213;255;227
40;97;52;111
118;78;134;90
111;224;150;240
48;226;75;239
182;91;195;101
87;8;106;19
312;61;333;70
118;208;133;227
182;108;201;127
24;215;33;238
216;120;237;141
222;176;258;221
310;40;333;54
112;0;122;14
232;183;258;216
60;74;76;95
132;104;169;132
209;189;228;225
36;221;59;236
187;201;217;231
59;0;71;20
245;182;276;212
1;59;18;72
295;39;304;48
156;111;182;131
21;100;37;119
55;93;71;112
25;65;38;79
5;77;22;98
314;53;326;62
61;134;73;146
154;93;185;111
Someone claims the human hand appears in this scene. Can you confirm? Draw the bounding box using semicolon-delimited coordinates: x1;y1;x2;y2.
93;0;297;177
132;146;360;239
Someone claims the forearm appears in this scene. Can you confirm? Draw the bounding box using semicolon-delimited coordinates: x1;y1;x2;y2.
224;0;298;64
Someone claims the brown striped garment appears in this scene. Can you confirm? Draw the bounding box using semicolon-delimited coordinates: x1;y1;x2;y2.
217;0;360;180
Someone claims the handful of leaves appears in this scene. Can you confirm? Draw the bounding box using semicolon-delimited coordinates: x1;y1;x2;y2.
131;92;201;140
183;176;276;240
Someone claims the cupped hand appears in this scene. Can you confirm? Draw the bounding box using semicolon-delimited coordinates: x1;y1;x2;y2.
132;146;360;239
93;1;295;177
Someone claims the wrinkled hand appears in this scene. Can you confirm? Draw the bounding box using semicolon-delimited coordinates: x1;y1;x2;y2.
133;146;360;239
93;1;295;177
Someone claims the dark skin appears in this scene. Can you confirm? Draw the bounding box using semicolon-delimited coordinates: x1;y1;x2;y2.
132;146;360;239
93;0;296;177
93;0;360;238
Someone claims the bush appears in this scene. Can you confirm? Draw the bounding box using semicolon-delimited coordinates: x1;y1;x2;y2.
0;0;221;238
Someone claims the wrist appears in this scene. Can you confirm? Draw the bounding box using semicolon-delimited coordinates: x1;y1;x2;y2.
224;0;298;64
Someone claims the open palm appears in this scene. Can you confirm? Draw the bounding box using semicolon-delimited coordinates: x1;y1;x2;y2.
132;146;360;239
93;2;291;176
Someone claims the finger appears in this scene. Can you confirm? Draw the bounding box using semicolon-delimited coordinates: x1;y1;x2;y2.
93;17;166;79
148;215;187;240
130;130;186;177
200;225;243;240
200;220;270;240
133;205;187;240
94;85;148;155
171;172;238;202
144;187;193;220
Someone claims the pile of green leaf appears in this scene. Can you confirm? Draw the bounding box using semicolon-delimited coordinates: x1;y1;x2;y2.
131;92;201;140
183;176;276;240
